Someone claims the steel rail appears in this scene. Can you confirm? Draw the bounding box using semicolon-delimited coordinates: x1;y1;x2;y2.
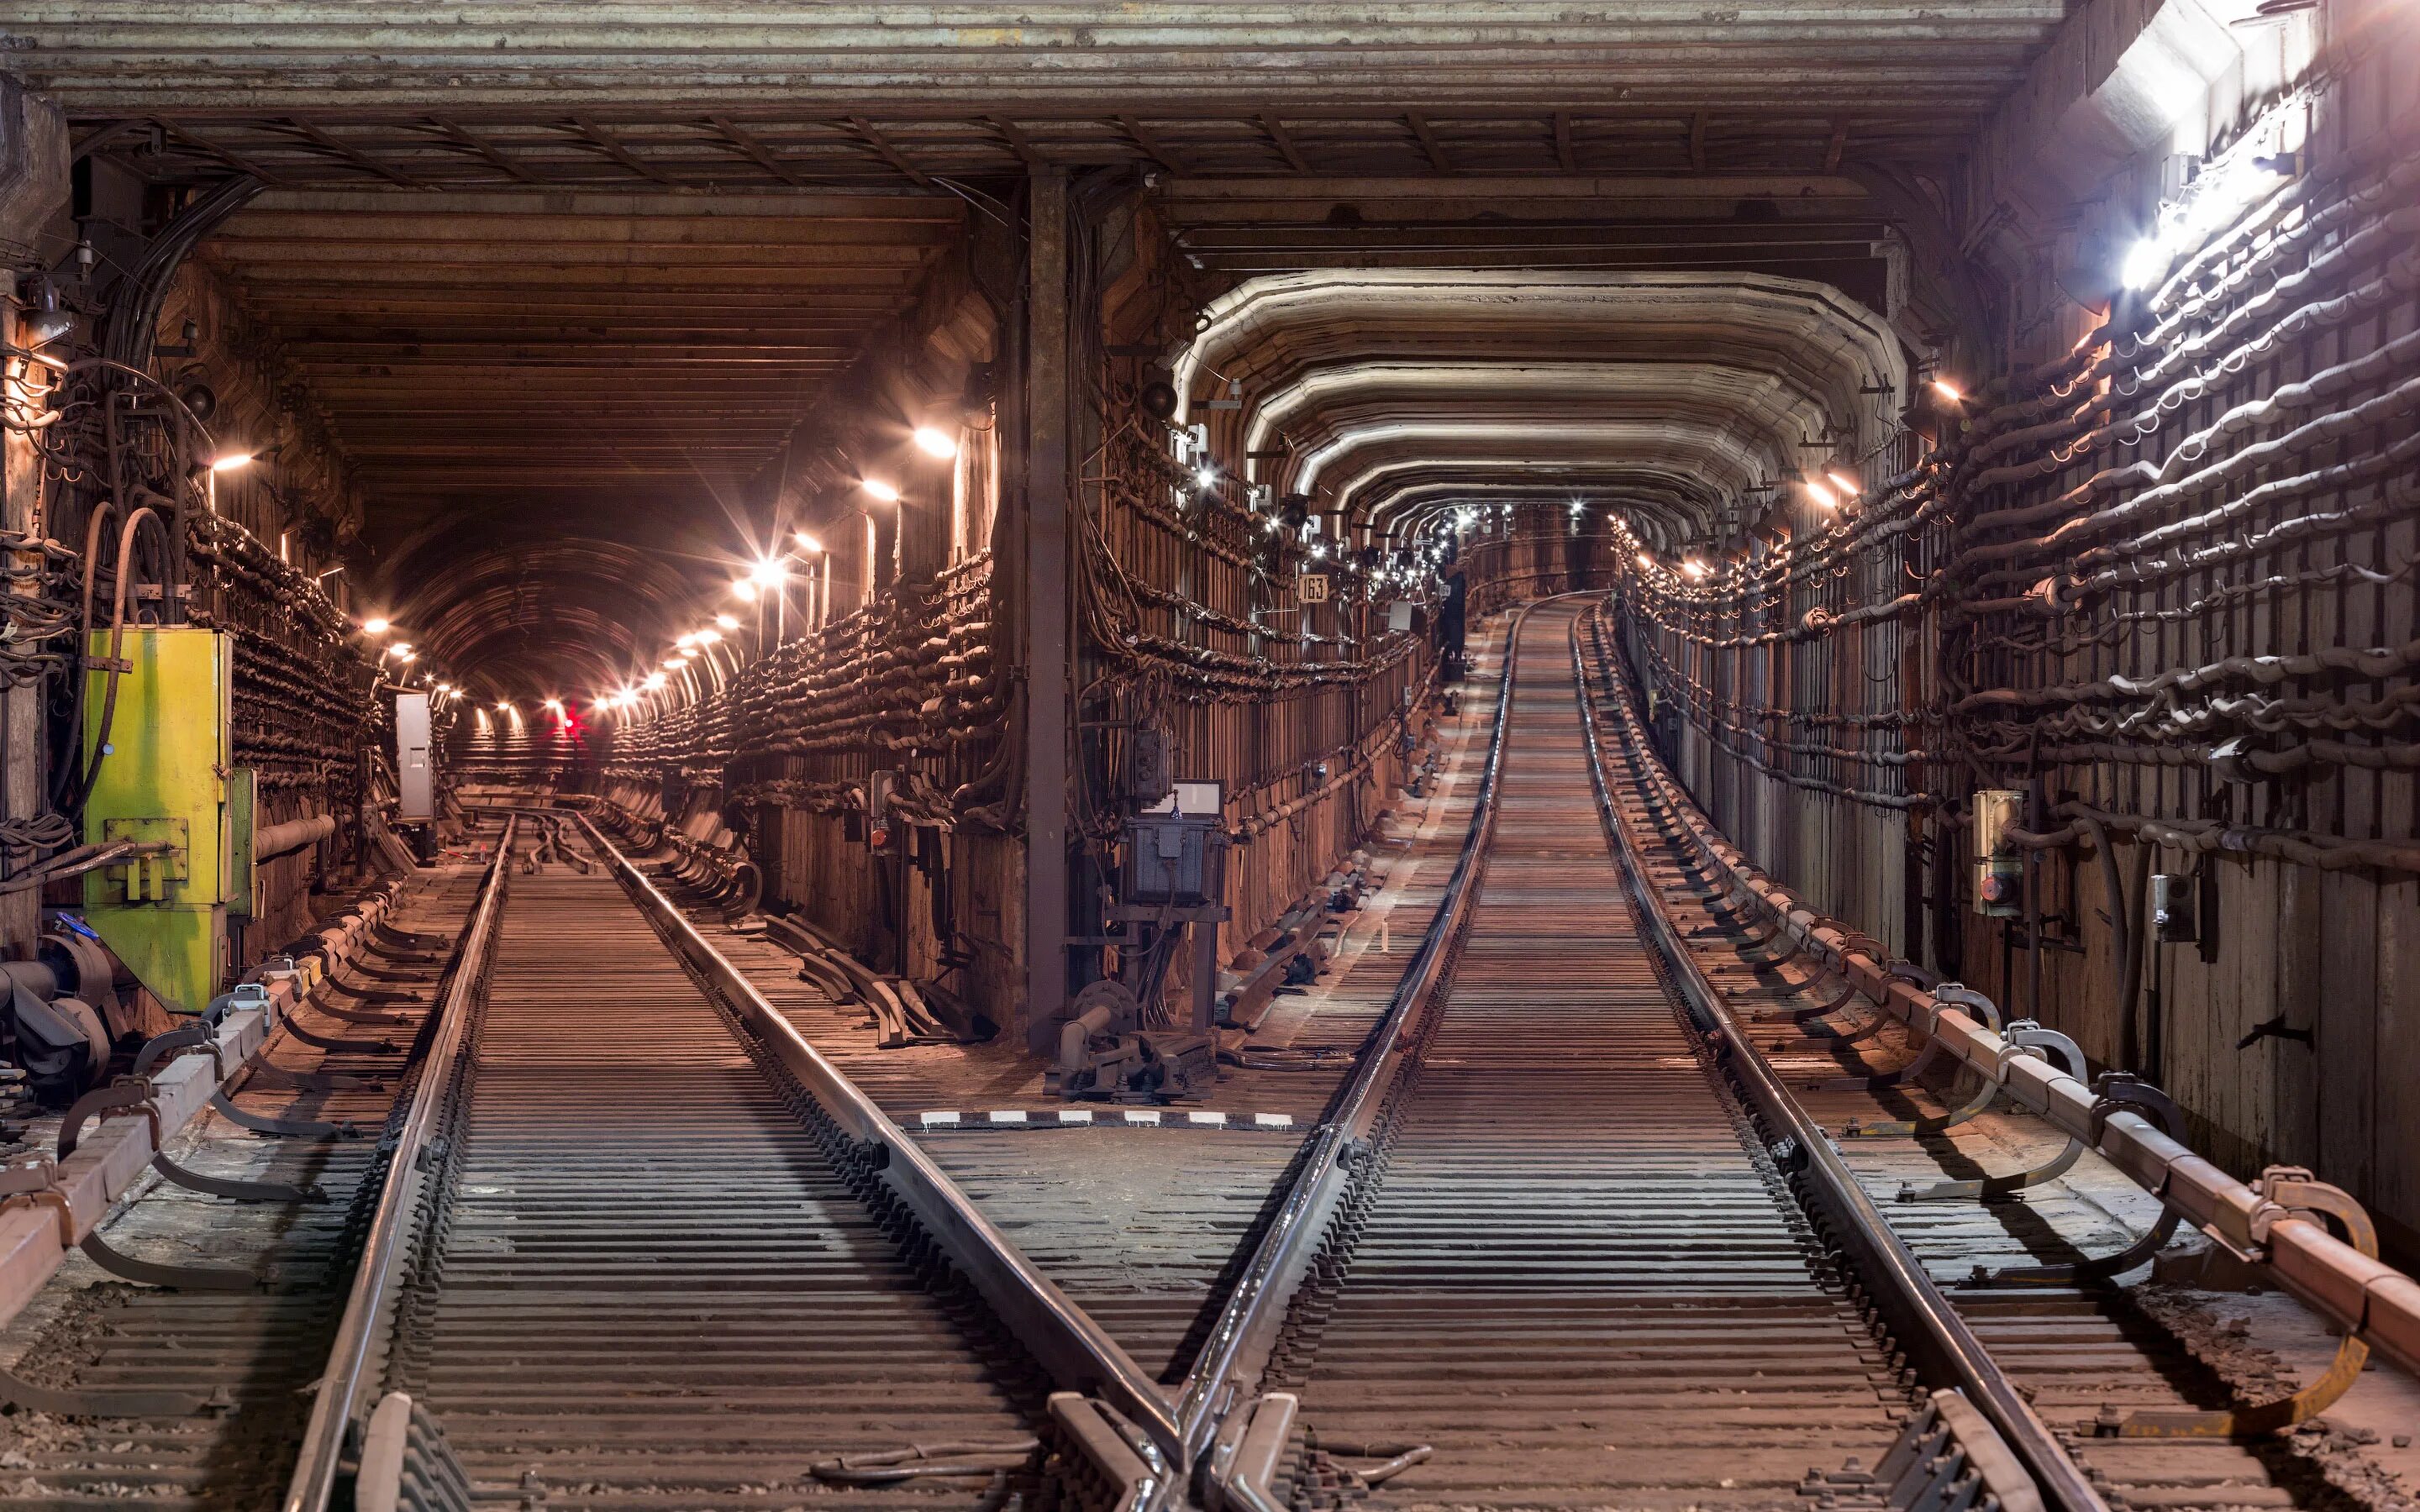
573;811;1184;1470
1584;601;2420;1384
1565;616;2101;1512
1181;596;1547;1502
281;816;517;1512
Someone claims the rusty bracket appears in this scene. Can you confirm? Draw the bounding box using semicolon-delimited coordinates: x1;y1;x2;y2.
2107;1168;2375;1438
0;1154;76;1248
1901;1021;2088;1202
1969;1074;2185;1289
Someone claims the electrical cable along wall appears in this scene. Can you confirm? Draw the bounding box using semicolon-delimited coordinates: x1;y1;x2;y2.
1603;95;2420;1257
1086;205;1440;983
5;266;387;987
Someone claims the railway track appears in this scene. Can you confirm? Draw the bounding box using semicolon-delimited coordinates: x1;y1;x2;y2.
0;865;483;1510
3;596;2408;1512
1186;600;2079;1512
1572;605;2418;1511
283;813;1180;1512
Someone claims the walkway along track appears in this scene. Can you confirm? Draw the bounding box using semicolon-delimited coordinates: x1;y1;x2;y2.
1183;599;2096;1512
284;814;1183;1512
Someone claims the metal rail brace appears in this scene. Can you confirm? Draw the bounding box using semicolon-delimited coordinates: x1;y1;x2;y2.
2105;1168;2379;1438
1840;985;2008;1140
52;1080;263;1289
61;1074;326;1205
1972;1075;2187;1289
1900;1021;2089;1203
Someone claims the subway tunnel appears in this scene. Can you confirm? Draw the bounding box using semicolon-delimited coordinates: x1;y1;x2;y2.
1;5;2418;1508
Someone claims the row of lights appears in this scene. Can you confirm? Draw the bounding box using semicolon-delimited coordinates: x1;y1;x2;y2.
604;423;960;719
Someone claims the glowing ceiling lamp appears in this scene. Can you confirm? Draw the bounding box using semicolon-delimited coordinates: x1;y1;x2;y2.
1825;469;1861;498
748;557;788;588
360;617;392;635
730;579;758;602
714;612;740;630
1804;477;1839;509
913;427;959;459
860;478;902;503
209;451;255;472
1930;378;1964;404
793;531;824;554
643;672;668;690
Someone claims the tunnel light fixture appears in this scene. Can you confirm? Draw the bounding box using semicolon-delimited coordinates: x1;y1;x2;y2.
913;426;959;459
1825;469;1861;498
793;531;824;554
696;628;722;643
360;617;392;635
730;578;758;602
714;612;741;630
860;478;902;503
644;673;668;690
1803;478;1839;509
748;557;789;588
1929;378;1964;405
676;633;700;649
1310;543;1328;560
1636;551;1655;570
393;648;417;664
1196;465;1218;490
209;451;256;473
1682;559;1710;580
2121;236;2170;290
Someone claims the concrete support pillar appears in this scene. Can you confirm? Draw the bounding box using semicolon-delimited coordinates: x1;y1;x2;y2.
1022;169;1071;1051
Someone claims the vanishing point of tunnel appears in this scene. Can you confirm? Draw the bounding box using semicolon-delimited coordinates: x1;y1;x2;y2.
0;6;2417;1510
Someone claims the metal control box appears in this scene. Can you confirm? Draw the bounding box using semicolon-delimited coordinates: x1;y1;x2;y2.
1123;781;1227;906
395;691;434;822
82;627;234;1014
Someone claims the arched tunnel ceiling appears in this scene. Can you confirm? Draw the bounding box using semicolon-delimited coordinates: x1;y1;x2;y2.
1176;270;1907;547
192;186;963;695
382;532;715;701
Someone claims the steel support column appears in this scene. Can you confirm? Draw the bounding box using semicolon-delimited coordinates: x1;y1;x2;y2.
1022;168;1071;1051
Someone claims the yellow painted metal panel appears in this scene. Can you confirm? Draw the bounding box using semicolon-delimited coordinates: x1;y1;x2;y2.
80;627;233;1014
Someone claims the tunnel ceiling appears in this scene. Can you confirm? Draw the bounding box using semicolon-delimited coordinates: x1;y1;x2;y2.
30;6;2077;188
1178;270;1907;551
192;186;963;695
27;4;2071;692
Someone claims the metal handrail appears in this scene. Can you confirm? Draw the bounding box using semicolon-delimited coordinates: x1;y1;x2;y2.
282;816;517;1512
576;813;1185;1464
1181;596;1554;1500
1565;612;2106;1512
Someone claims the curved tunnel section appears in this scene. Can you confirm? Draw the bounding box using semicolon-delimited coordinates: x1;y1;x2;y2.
1174;269;1907;558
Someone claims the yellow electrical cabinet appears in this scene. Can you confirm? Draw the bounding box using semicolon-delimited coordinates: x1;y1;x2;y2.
82;627;236;1014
